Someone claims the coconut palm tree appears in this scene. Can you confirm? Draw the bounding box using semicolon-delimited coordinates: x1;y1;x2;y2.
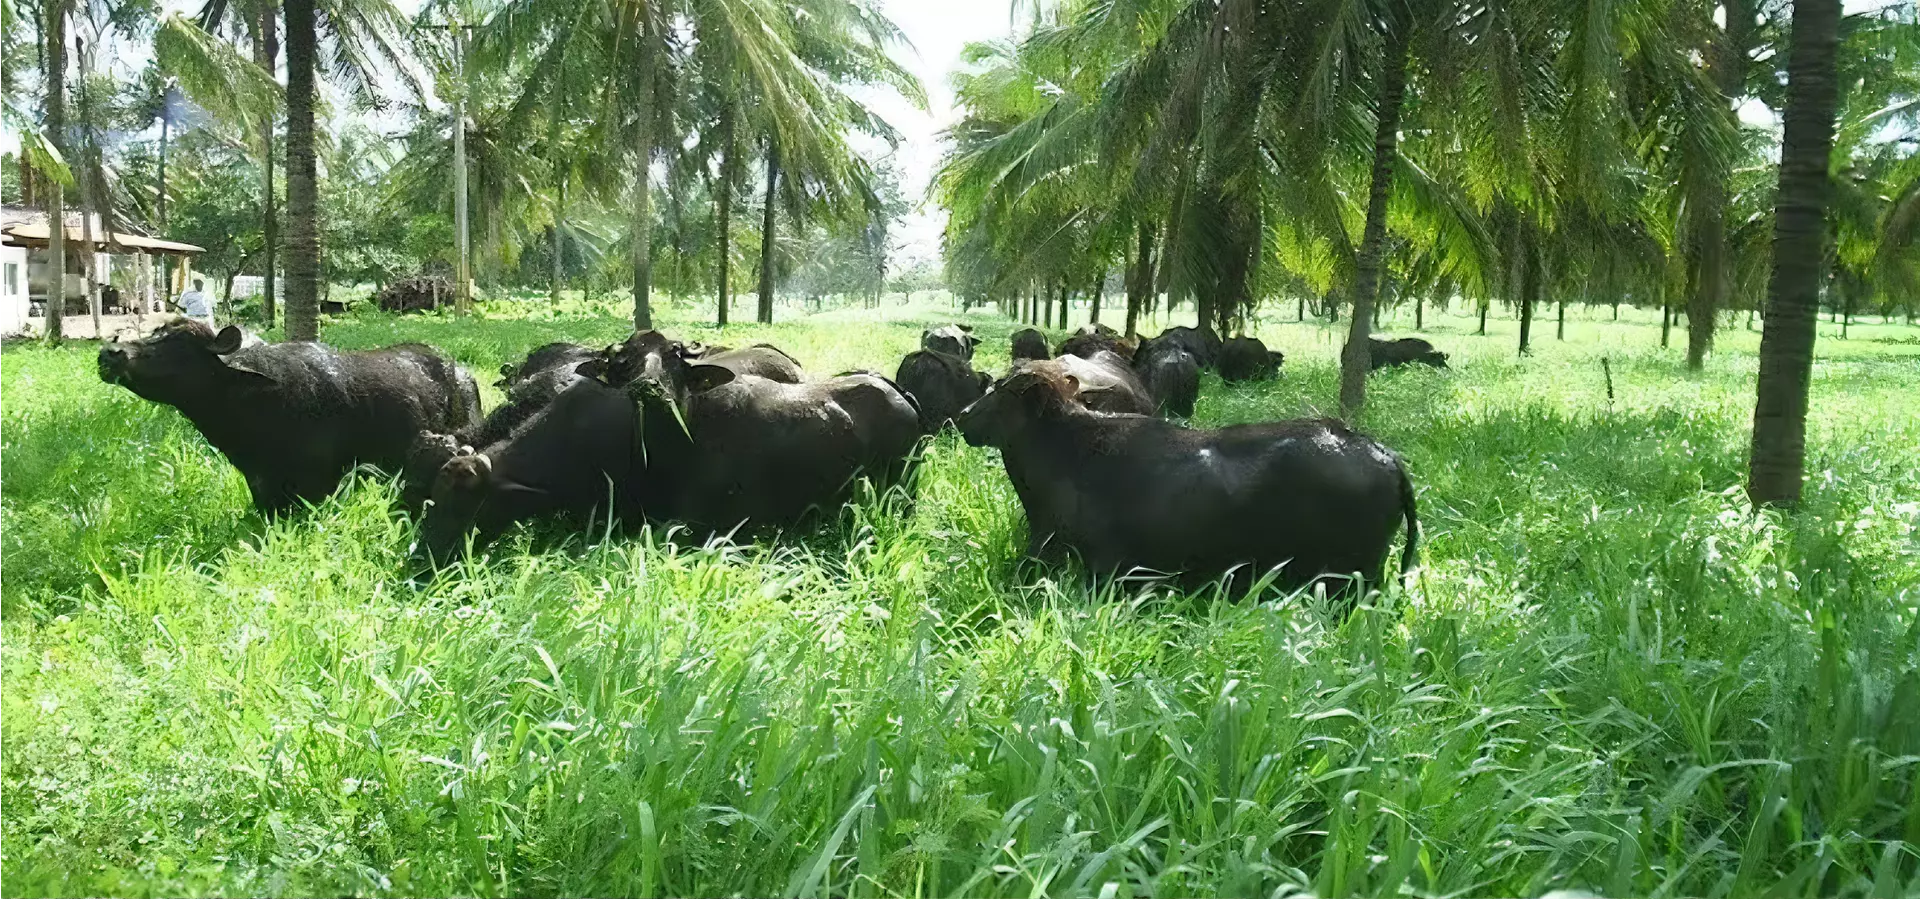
1748;0;1843;508
156;1;284;323
160;0;407;338
1338;2;1416;417
484;0;914;330
281;0;319;338
42;0;72;343
483;0;680;329
279;0;413;339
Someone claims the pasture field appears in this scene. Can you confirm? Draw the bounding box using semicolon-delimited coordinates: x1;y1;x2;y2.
3;297;1918;897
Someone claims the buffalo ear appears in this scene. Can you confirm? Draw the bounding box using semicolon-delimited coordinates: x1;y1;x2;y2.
684;363;737;394
574;358;609;382
958;324;974;333
209;325;246;355
223;358;277;388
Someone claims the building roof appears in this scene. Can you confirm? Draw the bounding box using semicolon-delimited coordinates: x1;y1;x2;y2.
0;206;203;256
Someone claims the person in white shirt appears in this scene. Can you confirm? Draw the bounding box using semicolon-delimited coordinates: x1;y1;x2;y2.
178;279;213;324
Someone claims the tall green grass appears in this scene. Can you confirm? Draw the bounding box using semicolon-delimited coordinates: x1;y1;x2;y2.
3;299;1917;897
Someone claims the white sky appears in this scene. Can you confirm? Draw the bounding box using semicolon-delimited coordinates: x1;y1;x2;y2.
852;0;1016;270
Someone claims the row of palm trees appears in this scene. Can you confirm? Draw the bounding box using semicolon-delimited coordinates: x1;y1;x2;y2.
936;0;1917;507
19;0;923;340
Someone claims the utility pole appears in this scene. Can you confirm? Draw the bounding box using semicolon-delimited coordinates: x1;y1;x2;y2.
452;20;471;315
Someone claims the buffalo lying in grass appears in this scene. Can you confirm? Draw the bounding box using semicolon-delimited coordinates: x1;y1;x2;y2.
1133;335;1201;418
1218;336;1283;383
1369;337;1450;370
1010;328;1050;363
1056;323;1135;362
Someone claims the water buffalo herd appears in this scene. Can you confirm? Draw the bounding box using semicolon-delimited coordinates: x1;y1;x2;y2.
99;319;1448;597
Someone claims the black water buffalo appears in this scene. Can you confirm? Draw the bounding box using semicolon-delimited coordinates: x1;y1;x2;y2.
593;337;921;533
1056;323;1134;362
897;349;990;432
498;341;596;388
418;337;920;561
922;324;982;361
1369;337;1450;370
628;365;923;534
98;319;481;514
956;367;1418;595
1010;328;1050;363
416;374;642;565
589;330;806;387
1152;325;1223;369
696;344;808;382
404;341;601;509
1012;351;1156;416
1133;337;1200;418
1218;336;1283;383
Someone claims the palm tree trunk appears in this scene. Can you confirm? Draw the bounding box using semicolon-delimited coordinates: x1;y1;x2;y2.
631;144;654;330
1660;288;1673;347
1089;270;1103;325
1687;206;1728;369
1195;285;1213;337
757;141;778;324
1517;230;1538;356
1688;2;1753;369
1840;283;1851;338
1213;193;1257;337
715;105;735;327
1339;25;1411;416
80;162;101;338
282;0;319;341
1060;284;1071;329
1749;0;1840;508
1157;165;1187;301
1477;299;1488;334
1043;282;1054;328
1415;292;1424;330
256;6;278;328
548;223;562;305
1556;294;1566;340
1125;220;1153;338
74;30;101;337
42;0;69;343
157;104;171;311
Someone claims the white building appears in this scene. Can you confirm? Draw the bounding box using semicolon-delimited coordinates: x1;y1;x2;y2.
0;241;26;335
0;206;204;335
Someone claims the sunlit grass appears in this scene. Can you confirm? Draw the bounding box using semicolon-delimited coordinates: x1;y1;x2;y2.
3;297;1917;897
